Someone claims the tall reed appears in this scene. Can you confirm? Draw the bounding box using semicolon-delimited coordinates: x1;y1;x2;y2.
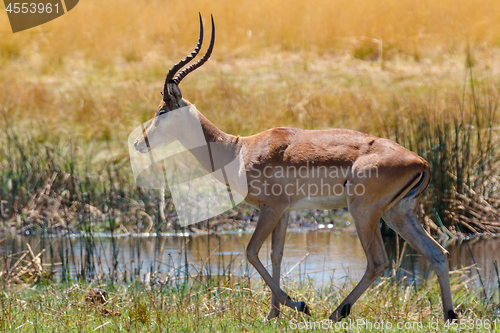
390;59;500;234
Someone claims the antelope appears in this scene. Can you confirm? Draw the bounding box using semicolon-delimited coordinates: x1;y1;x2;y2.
133;14;458;322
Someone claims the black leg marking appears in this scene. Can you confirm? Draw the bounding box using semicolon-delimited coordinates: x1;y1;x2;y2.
447;310;458;321
298;301;310;315
340;303;351;319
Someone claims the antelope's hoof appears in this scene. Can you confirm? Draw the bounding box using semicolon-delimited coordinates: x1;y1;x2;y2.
446;310;459;322
340;303;351;320
329;303;351;322
298;301;310;315
264;309;280;322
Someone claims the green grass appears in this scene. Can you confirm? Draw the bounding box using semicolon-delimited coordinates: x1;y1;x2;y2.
0;267;497;332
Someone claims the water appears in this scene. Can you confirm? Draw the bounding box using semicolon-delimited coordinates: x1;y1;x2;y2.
1;231;500;294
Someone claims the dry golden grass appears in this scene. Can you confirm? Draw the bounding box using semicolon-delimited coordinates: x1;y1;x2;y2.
2;0;500;59
1;0;500;140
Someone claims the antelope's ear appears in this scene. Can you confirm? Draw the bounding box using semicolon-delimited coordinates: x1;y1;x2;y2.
157;99;167;110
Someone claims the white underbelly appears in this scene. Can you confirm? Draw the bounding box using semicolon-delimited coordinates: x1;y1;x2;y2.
289;194;348;210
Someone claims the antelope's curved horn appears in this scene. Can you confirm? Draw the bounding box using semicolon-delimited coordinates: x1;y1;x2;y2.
164;13;204;93
173;14;215;85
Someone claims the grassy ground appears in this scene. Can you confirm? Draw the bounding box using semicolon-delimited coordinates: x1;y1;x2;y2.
0;267;497;332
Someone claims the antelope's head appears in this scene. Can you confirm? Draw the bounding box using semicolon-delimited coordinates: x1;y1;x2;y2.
134;14;215;153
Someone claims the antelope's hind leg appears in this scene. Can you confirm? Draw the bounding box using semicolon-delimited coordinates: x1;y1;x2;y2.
382;197;458;322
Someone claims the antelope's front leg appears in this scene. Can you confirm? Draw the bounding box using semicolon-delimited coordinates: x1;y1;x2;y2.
266;211;289;321
247;205;309;317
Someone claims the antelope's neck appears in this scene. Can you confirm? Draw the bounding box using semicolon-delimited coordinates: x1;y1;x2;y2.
196;111;239;146
180;109;242;177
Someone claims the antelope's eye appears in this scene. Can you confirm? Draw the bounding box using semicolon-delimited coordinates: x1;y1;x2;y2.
158;109;167;116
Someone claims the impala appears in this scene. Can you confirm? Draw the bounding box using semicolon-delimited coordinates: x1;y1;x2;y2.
133;14;458;322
